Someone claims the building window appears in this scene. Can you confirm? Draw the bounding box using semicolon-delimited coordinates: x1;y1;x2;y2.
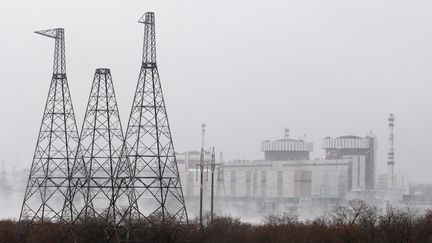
294;170;311;198
230;171;236;196
245;171;251;197
277;171;283;197
253;171;257;197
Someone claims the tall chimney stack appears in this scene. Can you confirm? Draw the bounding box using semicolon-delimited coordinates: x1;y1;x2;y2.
387;114;395;188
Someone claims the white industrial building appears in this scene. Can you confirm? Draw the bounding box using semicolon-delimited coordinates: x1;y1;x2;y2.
377;173;409;195
322;135;377;190
220;159;350;199
350;155;366;191
178;156;376;200
175;129;388;218
176;130;377;201
261;128;313;161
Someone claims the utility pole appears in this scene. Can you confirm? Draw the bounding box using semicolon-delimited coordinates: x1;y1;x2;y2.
199;147;205;228
197;124;218;225
197;147;218;224
210;147;216;223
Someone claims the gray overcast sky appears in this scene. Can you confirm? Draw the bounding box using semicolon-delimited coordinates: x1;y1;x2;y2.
1;0;432;182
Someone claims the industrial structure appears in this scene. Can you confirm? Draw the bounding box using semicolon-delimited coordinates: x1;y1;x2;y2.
17;12;188;241
375;114;410;202
201;123;206;149
112;12;188;231
18;28;80;232
178;130;378;217
261;128;313;160
13;9;419;241
387;114;395;189
322;135;377;190
180;130;376;202
190;158;350;199
66;68;125;229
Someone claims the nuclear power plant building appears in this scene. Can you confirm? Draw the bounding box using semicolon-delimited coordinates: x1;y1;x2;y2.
261;129;313;161
175;129;379;219
322;135;377;190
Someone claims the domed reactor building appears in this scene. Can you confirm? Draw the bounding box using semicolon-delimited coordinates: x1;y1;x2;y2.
261;128;313;161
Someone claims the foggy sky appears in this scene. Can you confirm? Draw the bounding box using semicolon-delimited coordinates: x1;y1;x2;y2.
1;0;432;182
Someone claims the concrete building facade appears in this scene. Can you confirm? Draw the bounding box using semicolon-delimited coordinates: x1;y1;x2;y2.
179;159;350;200
323;135;377;190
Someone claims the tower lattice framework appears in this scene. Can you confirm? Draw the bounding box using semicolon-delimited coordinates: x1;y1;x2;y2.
114;12;188;226
18;28;80;226
65;69;125;230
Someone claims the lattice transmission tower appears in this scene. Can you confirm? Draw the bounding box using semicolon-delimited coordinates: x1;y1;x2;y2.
114;12;188;228
64;69;125;233
18;28;80;230
217;151;225;196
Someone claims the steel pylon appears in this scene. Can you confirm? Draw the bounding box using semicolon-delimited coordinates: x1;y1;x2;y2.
71;68;125;222
17;28;80;236
58;69;126;241
217;151;225;196
113;12;188;233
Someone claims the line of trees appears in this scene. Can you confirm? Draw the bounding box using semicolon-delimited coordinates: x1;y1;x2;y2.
2;200;432;242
